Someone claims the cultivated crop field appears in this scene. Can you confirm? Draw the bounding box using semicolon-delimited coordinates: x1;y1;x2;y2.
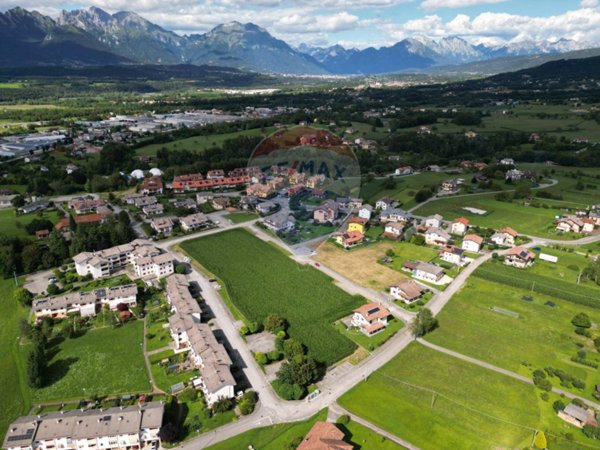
414;194;563;237
181;228;365;366
426;277;600;400
338;343;597;450
31;321;150;402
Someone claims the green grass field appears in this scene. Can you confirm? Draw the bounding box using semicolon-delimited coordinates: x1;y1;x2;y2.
0;209;63;238
224;212;259;223
32;321;151;402
0;277;31;443
206;408;403;450
360;172;449;208
0;82;24;89
181;228;365;366
339;343;597;450
136;127;276;157
426;277;600;399
414;194;563;237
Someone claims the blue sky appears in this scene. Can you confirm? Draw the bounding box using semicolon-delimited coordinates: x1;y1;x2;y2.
3;0;600;48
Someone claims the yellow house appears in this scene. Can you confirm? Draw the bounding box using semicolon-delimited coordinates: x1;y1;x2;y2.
347;216;368;234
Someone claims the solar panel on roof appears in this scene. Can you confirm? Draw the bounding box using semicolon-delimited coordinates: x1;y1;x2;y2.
367;307;380;315
103;415;111;421
7;429;35;442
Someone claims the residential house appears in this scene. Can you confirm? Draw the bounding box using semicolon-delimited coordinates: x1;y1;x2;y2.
462;234;484;253
246;183;275;199
395;166;414;176
297;422;353;450
347;216;368;234
196;192;214;204
505;169;524;182
0;194;17;208
425;227;451;246
133;196;158;208
54;213;104;232
142;203;164;216
413;262;445;283
288;171;306;185
64;163;79;174
172;173;250;192
2;402;164;450
440;179;459;193
349;198;363;210
248;198;273;214
450;217;469;235
376;196;397;211
464;130;478;139
336;197;351;211
210;196;231;210
491;227;518;246
122;192;145;205
68;196;106;214
390;280;425;303
556;215;594;234
206;169;225;179
500;158;515;165
314;200;338;224
351;302;390;336
379;208;413;224
558;403;598;429
384;222;404;239
18;200;49;214
504;247;536;269
172;197;197;210
32;284;138;319
263;213;296;232
151;217;175;235
306;174;326;188
180;213;209;232
140;176;164;195
424;214;443;229
336;231;364;249
358;204;373;220
439;245;465;266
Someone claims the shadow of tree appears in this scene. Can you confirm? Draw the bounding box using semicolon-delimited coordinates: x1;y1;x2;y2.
43;356;79;387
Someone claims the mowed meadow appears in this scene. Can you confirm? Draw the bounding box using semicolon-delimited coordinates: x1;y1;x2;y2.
181;228;365;366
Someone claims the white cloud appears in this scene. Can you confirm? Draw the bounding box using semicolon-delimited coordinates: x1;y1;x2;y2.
581;0;598;8
421;0;506;10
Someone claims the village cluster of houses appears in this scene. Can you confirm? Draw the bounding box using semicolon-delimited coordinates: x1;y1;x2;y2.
3;401;164;450
556;207;600;234
165;275;235;406
73;239;174;281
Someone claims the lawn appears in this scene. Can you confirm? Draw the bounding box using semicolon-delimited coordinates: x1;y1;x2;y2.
206;408;403;450
206;410;328;450
136;127;276;157
360;172;449;208
32;321;151;402
0;209;63;238
314;241;438;291
224;212;259;223
426;277;600;400
149;349;199;393
0;277;31;443
414;194;563;238
335;319;404;351
180;228;365;366
338;343;597;450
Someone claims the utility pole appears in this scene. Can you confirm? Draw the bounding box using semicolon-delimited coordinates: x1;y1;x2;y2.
13;269;18;287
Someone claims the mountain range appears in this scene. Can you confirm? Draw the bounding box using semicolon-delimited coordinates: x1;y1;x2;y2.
0;6;593;75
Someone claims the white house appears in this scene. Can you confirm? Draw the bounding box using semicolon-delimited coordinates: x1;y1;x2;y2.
490;227;518;246
462;234;483;253
424;214;443;229
180;213;209;232
358;204;373;220
425;227;451;246
351;303;390;336
449;218;469;235
375;196;397;211
390;280;425;303
413;262;445;283
504;247;536;269
384;222;404;239
439;245;465;266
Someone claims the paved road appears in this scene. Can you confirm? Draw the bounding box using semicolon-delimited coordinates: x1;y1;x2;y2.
417;339;600;410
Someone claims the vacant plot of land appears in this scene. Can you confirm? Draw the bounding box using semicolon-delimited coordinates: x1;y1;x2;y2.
426;277;600;400
339;343;596;450
0;209;63;238
0;277;30;443
136;127;276;157
529;247;600;290
181;229;364;366
315;241;408;290
360;172;448;208
414;194;562;237
32;321;151;402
